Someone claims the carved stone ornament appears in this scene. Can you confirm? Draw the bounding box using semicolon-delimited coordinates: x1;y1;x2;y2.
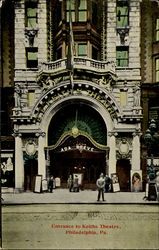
25;28;38;46
25;139;36;156
116;27;129;45
118;138;130;155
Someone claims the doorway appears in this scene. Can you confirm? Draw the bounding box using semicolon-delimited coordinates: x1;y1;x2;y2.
48;146;107;189
116;159;131;191
24;159;38;191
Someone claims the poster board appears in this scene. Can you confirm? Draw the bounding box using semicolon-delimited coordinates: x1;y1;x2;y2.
34;175;42;193
42;179;48;192
111;173;120;192
73;173;83;185
131;170;142;192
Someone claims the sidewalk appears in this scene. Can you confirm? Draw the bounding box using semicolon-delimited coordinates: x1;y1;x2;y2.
1;188;158;204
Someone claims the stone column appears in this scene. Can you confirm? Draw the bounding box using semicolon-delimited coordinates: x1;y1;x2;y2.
37;132;46;179
108;132;117;175
132;132;141;171
15;134;24;191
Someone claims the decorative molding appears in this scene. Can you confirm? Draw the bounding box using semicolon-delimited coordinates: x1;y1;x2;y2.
45;129;109;151
12;130;22;138
35;131;46;137
116;27;129;45
25;28;38;47
118;138;130;155
108;132;118;137
25;139;37;156
132;130;142;137
32;82;120;123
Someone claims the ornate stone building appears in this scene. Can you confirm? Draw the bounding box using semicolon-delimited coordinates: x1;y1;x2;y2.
140;0;159;186
2;0;157;192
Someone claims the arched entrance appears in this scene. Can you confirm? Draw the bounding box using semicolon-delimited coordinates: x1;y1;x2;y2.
46;104;109;189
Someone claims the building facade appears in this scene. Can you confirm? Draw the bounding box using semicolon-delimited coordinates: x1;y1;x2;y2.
2;0;157;192
140;0;159;185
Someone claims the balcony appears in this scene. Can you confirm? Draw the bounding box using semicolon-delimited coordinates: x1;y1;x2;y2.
39;57;116;76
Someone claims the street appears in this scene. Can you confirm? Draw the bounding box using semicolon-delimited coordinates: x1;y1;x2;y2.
2;202;159;250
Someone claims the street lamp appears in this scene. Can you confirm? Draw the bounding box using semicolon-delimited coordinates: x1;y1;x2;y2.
143;119;159;181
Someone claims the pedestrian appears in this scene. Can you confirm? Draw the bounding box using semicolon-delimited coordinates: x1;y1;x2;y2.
67;174;73;192
73;175;79;192
104;174;111;192
48;175;54;193
96;173;105;201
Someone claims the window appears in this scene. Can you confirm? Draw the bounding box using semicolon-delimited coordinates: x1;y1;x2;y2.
78;44;87;56
78;0;87;21
66;0;87;22
156;18;159;41
116;46;129;67
55;47;62;60
120;90;127;106
26;48;38;68
28;90;35;106
92;46;99;60
54;1;62;27
116;0;129;27
92;1;98;26
156;58;159;82
25;3;37;28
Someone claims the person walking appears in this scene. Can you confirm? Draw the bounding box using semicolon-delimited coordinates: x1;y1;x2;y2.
73;175;79;192
48;175;54;193
104;174;111;192
96;173;105;201
67;174;73;192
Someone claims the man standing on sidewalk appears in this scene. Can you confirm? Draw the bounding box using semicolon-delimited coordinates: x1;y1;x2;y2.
96;173;105;201
48;176;54;193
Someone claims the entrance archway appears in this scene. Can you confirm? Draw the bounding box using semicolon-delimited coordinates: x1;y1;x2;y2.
47;103;108;188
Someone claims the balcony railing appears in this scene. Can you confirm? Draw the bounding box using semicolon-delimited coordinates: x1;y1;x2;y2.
40;57;116;75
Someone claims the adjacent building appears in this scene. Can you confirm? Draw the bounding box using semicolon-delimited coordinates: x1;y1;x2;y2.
1;0;158;192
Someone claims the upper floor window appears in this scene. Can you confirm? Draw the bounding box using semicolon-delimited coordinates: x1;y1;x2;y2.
25;2;37;28
92;46;99;60
28;90;35;107
66;0;87;22
156;18;159;41
26;47;38;68
92;1;98;26
116;0;129;27
54;1;62;27
120;89;127;107
156;58;159;82
116;46;129;67
78;43;87;56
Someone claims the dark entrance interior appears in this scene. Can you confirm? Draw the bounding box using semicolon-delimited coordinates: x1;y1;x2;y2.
24;159;38;191
49;150;106;189
116;159;131;191
47;103;108;189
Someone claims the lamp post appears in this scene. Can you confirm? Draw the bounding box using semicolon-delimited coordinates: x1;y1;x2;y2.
143;119;159;181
